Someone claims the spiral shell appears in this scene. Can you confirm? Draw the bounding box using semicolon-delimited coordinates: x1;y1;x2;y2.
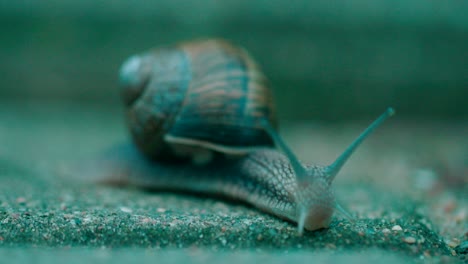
119;39;277;161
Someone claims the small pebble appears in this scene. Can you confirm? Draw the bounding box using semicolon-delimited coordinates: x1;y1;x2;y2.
16;197;26;204
82;216;92;224
454;209;466;224
63;214;73;219
404;236;416;244
140;217;155;224
326;243;337;249
443;199;456;213
412;168;438;191
157;208;166;213
446;238;460;248
392;225;402;231
382;228;391;234
120;207;133;213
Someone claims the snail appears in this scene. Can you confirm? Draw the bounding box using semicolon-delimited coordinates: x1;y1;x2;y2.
94;39;395;234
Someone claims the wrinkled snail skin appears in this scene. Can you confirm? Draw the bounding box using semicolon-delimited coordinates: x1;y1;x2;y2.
106;39;395;234
95;143;335;232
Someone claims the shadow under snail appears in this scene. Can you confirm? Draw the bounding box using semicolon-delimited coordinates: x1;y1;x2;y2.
93;39;395;234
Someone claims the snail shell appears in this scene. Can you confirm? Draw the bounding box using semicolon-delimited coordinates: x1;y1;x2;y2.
119;39;276;162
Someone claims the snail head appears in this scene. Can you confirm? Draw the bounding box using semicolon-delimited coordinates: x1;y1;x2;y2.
262;107;395;234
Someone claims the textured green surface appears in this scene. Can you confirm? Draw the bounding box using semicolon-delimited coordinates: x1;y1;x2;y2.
0;102;466;262
0;159;448;251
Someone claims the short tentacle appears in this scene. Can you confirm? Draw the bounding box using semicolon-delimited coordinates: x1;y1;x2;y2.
335;202;355;221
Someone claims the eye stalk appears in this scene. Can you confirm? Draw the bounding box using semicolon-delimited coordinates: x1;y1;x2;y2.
261;107;395;234
325;107;395;182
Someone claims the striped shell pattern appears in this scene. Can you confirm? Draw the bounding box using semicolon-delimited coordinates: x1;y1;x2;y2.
119;39;277;161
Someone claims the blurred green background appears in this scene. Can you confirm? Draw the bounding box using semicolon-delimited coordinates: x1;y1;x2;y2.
1;0;467;121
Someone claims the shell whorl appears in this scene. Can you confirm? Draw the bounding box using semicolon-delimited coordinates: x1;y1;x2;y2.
119;39;276;160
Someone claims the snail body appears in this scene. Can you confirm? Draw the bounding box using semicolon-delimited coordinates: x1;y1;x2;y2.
96;39;394;234
96;144;334;231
